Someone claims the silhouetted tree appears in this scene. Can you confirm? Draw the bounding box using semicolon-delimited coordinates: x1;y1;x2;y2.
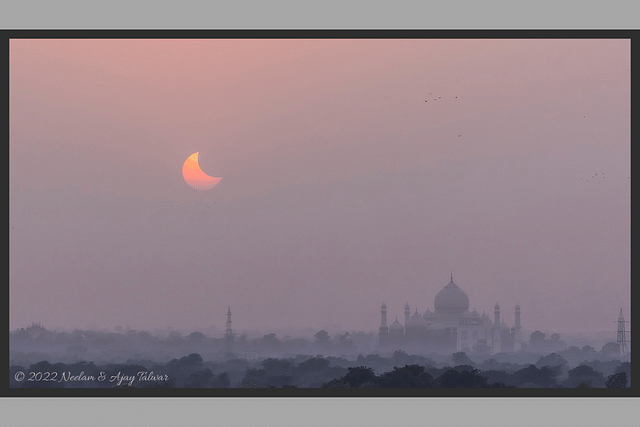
511;364;559;388
355;354;393;372
211;372;230;388
321;378;351;388
601;342;620;358
563;365;605;388
296;357;330;375
605;372;627;388
392;350;408;364
378;365;434;388
437;367;489;388
164;353;204;386
535;353;568;369
341;366;377;388
614;362;631;387
186;368;214;388
452;352;473;366
580;346;598;360
559;346;581;362
180;353;203;367
187;332;205;343
480;358;500;371
481;370;512;387
241;368;268;388
262;358;295;386
529;330;546;344
314;330;330;345
261;333;281;347
167;330;183;342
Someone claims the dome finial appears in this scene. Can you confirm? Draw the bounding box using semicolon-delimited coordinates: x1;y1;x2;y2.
451;272;453;282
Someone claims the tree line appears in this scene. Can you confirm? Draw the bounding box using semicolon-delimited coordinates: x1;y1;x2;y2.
10;351;629;389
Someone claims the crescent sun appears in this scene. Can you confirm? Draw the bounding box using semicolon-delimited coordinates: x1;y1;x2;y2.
182;152;222;190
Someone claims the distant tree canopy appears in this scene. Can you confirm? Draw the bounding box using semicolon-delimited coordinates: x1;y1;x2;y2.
564;365;606;388
615;361;631;383
535;353;568;369
186;368;214;388
378;365;434;388
240;358;295;388
12;351;631;389
511;364;559;388
261;333;281;347
342;366;377;388
530;330;546;343
296;357;330;375
211;372;231;388
187;332;205;343
452;352;473;366
581;346;598;359
601;342;621;357
10;324;632;390
605;372;627;389
314;330;330;344
437;367;490;388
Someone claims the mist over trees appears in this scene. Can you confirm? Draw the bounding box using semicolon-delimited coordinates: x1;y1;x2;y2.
9;325;631;389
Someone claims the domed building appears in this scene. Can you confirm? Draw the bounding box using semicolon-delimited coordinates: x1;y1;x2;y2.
378;275;522;354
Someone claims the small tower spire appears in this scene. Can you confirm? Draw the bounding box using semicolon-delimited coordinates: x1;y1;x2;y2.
514;303;522;351
404;303;411;328
225;307;234;354
493;303;501;354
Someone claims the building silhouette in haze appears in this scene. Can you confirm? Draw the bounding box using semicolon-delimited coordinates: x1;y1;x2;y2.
378;276;522;354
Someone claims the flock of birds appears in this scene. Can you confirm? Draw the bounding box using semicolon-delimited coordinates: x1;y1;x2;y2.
581;173;605;183
579;173;630;182
425;93;462;137
422;93;629;182
425;92;457;103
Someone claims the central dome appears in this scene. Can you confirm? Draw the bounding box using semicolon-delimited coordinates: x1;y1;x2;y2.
434;279;469;312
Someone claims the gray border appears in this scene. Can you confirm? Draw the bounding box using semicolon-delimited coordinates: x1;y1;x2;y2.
3;1;636;426
2;0;640;29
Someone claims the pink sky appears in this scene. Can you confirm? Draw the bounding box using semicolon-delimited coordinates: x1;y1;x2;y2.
9;39;630;336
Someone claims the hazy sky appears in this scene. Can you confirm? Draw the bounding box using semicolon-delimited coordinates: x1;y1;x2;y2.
9;39;630;335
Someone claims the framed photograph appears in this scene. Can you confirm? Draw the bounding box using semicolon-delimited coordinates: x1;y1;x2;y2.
6;31;634;401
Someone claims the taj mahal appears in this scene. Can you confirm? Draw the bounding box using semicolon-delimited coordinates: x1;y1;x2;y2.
378;275;522;354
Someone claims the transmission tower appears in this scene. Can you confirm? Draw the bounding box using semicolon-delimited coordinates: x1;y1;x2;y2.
225;306;234;353
616;308;630;356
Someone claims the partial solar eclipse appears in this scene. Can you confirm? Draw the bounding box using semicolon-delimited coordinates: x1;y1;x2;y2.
182;152;221;190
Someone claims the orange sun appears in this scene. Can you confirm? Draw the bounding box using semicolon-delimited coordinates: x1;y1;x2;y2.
182;152;222;190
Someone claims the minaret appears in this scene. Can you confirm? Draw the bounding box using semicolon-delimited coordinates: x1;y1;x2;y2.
379;303;389;337
405;303;411;329
493;302;501;354
514;303;521;351
225;306;234;353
